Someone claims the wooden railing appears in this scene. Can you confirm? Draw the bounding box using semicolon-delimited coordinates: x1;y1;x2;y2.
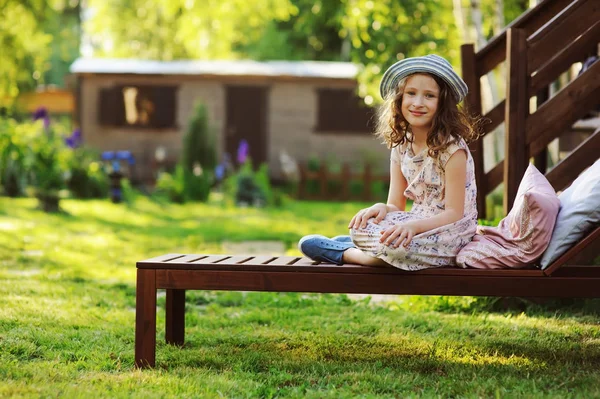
461;0;599;218
298;163;389;202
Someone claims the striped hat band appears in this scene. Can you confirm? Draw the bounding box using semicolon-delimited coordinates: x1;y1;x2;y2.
379;54;468;103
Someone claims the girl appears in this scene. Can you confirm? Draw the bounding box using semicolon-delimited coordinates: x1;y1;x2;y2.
299;54;480;270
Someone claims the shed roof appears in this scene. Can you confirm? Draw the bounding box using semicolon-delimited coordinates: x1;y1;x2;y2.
70;58;359;80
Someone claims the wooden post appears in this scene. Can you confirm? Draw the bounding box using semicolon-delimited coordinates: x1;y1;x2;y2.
504;28;529;215
363;164;372;202
533;86;549;173
165;289;185;346
341;163;350;201
461;43;486;219
135;269;157;368
319;163;327;198
298;164;306;200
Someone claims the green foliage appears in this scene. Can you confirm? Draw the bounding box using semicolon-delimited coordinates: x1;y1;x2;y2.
179;102;216;202
85;0;297;60
0;119;30;196
224;160;274;207
182;102;217;174
29;129;66;193
67;160;108;198
154;165;186;203
0;116;111;209
183;168;212;203
0;117;69;206
0;0;80;103
66;148;108;199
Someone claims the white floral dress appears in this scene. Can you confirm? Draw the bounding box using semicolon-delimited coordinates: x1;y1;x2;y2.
350;139;478;270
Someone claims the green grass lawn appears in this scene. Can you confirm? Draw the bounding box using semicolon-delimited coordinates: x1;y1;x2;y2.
1;195;599;398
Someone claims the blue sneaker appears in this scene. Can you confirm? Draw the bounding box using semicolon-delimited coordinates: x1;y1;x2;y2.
298;234;355;265
331;235;353;243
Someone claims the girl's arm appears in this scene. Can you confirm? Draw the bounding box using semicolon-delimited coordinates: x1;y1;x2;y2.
380;150;467;247
386;157;408;212
349;156;408;229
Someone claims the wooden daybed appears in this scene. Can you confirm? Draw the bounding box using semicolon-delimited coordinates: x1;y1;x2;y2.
134;225;600;368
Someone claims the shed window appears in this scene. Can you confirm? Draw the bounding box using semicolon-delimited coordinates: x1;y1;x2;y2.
98;85;177;128
316;88;374;133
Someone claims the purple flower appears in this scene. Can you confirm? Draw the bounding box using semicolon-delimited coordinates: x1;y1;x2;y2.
237;139;249;164
215;164;225;181
65;128;82;148
32;107;48;121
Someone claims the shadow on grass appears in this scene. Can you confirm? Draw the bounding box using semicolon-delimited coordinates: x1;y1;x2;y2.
162;321;600;375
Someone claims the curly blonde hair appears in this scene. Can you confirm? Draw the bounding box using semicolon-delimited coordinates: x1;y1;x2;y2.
374;73;482;159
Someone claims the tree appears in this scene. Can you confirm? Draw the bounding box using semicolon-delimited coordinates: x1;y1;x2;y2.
84;0;297;60
0;0;80;105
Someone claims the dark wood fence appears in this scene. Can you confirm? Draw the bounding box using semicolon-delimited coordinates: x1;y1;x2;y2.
461;0;599;218
298;163;389;202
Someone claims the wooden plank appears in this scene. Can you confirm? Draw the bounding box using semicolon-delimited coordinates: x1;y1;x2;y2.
553;265;600;278
475;0;572;76
268;256;301;266
482;100;505;135
527;0;597;75
485;162;504;194
189;255;231;264
544;226;600;276
139;255;550;275
165;289;185;346
504;28;529;215
156;269;600;298
294;257;321;266
243;255;278;265
546;128;600;192
533;87;550;173
212;255;255;266
138;253;185;264
461;43;486;219
135;269;156;368
166;254;208;263
527;60;600;155
529;21;600;96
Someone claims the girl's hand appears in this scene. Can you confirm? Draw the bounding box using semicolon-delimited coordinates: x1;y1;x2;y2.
349;203;388;229
380;222;420;248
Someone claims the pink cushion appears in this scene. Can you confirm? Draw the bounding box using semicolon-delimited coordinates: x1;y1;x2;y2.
457;164;560;269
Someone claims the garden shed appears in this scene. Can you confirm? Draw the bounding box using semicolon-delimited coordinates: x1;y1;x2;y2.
69;58;388;184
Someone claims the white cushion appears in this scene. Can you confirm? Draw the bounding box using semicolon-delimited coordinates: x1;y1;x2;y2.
539;158;600;269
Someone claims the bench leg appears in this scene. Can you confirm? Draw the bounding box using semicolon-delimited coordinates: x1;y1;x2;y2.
135;269;156;368
166;289;185;346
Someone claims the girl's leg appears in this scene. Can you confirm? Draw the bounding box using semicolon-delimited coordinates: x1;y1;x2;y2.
343;248;390;267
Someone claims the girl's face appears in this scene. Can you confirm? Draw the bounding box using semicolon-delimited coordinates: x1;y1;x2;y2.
400;73;440;134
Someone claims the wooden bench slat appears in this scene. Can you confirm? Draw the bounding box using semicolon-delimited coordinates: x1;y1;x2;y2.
214;255;255;265
137;255;548;276
294;257;321;266
189;255;231;264
166;254;209;263
138;253;186;263
544;226;600;276
241;255;278;265
266;256;301;266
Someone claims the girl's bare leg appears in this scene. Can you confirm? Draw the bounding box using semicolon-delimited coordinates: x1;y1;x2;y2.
342;248;390;267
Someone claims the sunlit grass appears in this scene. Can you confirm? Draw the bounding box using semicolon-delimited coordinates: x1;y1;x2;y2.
0;195;599;398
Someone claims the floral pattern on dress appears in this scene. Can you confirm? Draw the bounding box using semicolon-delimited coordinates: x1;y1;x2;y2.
350;139;478;271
